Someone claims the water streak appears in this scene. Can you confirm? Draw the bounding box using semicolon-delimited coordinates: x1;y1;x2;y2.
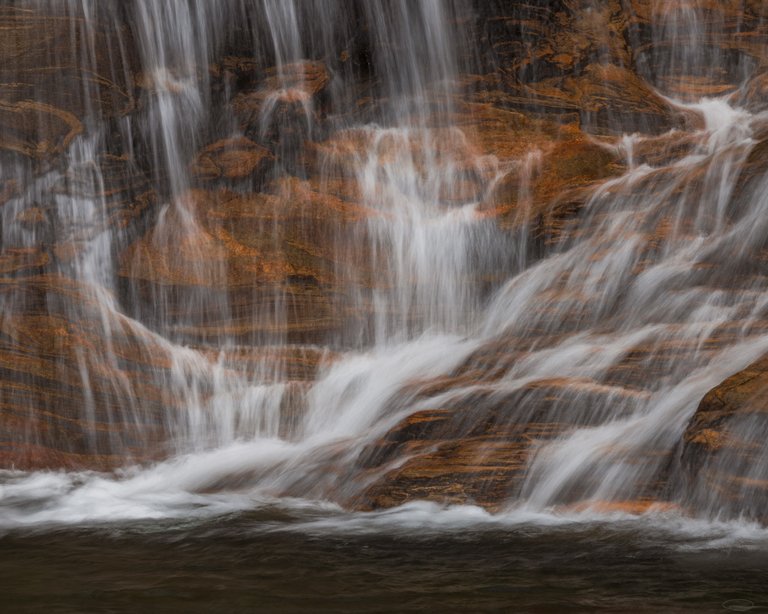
1;0;768;531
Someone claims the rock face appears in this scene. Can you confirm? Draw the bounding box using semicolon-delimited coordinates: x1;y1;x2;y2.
0;275;170;469
119;181;376;344
678;355;768;522
470;1;693;134
350;335;678;511
1;0;768;522
190;137;273;183
0;5;135;162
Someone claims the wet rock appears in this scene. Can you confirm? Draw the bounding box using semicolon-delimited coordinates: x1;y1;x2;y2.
353;371;667;511
480;132;625;242
45;153;158;264
3;0;768;496
0;249;49;277
119;179;377;344
678;354;768;522
15;206;47;228
628;0;768;100
0;179;19;207
0;275;174;469
736;72;768;112
0;271;335;471
622;131;701;168
191;137;273;183
0;100;83;160
233;61;330;152
0;6;136;162
310;125;501;206
466;0;693;134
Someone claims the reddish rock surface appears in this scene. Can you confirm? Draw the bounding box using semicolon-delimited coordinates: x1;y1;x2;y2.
191;137;273;182
119;179;378;343
2;0;768;516
679;354;768;521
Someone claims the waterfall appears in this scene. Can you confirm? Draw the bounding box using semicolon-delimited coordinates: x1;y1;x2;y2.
1;0;768;530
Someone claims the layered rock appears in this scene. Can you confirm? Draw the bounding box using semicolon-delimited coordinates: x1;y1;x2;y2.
0;5;136;163
679;354;768;522
0;275;170;469
190;137;273;183
119;179;377;344
1;0;768;523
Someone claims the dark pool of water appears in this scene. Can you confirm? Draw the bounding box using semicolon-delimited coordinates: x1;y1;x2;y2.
2;510;768;613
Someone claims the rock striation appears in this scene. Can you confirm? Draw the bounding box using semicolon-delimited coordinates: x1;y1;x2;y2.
1;0;768;522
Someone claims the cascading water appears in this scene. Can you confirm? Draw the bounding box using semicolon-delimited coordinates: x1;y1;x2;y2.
2;0;768;546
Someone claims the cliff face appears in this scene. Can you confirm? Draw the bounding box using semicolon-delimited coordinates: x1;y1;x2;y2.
678;355;768;523
1;1;768;519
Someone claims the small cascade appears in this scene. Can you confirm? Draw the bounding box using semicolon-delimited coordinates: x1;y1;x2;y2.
1;0;768;530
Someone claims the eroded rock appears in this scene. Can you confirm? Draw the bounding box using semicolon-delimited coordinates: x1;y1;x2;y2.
191;137;273;183
678;354;768;522
0;6;136;162
119;179;377;343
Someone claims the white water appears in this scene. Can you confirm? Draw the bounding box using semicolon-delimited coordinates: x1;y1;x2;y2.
2;0;768;532
4;461;768;554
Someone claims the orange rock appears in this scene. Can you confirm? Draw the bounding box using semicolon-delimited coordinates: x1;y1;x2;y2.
0;249;49;276
0;100;82;160
678;354;768;522
262;61;330;98
119;180;379;343
0;275;186;469
191;137;273;182
737;72;768;112
480;132;624;239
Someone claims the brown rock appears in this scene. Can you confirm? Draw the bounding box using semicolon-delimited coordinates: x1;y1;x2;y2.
352;371;666;510
0;6;136;161
119;179;378;343
47;154;158;264
262;61;330;98
679;354;768;522
0;100;82;160
683;356;768;449
628;0;768;99
232;61;329;147
191;137;273;182
15;206;47;227
0;275;177;469
0;249;49;276
737;72;768;112
311;125;501;206
0;179;19;207
470;1;689;133
480;132;625;240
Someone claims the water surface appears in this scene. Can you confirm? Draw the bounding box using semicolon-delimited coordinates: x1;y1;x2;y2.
2;501;768;612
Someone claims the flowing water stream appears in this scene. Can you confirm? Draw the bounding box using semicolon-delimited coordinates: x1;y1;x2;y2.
2;1;768;609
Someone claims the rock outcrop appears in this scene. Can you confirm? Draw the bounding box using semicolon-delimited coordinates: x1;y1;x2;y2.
0;6;136;163
1;0;768;525
679;354;768;522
